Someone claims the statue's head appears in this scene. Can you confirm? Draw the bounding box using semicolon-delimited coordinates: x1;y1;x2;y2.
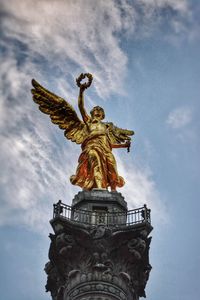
90;106;105;120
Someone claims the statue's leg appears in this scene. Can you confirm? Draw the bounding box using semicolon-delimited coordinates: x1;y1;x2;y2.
106;152;124;190
88;149;105;189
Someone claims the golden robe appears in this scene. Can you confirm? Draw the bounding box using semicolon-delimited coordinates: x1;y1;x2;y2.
70;133;125;190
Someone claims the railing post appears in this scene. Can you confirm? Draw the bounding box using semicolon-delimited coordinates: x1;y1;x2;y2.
143;204;147;222
143;204;151;223
54;200;63;217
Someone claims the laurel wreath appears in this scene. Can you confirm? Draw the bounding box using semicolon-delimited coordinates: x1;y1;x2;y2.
76;73;93;89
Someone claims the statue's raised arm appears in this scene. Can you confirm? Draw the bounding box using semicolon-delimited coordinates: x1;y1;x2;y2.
76;73;93;124
31;74;134;191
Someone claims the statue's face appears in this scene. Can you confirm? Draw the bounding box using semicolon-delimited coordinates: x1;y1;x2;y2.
91;108;104;120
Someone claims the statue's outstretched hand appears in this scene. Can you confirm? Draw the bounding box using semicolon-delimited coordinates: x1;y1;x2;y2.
76;73;93;93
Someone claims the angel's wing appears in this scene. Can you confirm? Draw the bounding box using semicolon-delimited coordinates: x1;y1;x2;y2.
106;122;134;144
31;79;87;144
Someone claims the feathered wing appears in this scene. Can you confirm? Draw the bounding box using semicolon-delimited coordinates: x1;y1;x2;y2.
31;79;87;144
106;122;134;144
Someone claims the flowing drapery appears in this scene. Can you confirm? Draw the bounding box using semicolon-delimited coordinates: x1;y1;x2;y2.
70;134;124;190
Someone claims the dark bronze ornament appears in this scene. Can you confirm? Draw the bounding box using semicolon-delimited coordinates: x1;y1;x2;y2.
76;73;93;89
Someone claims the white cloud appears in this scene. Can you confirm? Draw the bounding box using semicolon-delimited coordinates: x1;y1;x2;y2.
117;155;168;225
0;0;136;98
166;106;193;129
0;0;194;99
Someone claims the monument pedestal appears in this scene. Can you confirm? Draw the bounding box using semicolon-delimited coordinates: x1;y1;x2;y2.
45;190;152;300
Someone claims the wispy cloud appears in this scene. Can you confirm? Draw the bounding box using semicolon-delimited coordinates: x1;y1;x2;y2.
0;0;193;233
117;155;168;225
138;0;189;13
0;0;135;232
133;0;191;37
0;0;136;98
166;106;193;129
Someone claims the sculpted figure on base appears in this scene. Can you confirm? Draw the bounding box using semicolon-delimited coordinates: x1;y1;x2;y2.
31;73;134;191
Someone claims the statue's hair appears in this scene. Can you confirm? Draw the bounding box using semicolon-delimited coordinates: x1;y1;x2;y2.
90;106;105;119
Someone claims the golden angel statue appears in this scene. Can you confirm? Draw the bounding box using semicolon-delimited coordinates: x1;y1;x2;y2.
31;73;134;191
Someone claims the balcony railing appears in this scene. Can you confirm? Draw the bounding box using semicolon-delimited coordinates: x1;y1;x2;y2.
53;200;151;227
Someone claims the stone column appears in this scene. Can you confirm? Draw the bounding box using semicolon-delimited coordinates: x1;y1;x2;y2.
45;190;152;300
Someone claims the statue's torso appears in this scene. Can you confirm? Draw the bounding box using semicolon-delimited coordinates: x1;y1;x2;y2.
88;120;107;136
84;120;110;147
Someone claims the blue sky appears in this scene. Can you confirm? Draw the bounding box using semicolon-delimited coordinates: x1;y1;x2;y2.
0;0;200;299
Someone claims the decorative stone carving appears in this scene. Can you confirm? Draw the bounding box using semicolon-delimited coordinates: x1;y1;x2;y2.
46;223;152;299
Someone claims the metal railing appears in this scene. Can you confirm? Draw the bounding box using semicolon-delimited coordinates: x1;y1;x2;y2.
53;200;151;227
